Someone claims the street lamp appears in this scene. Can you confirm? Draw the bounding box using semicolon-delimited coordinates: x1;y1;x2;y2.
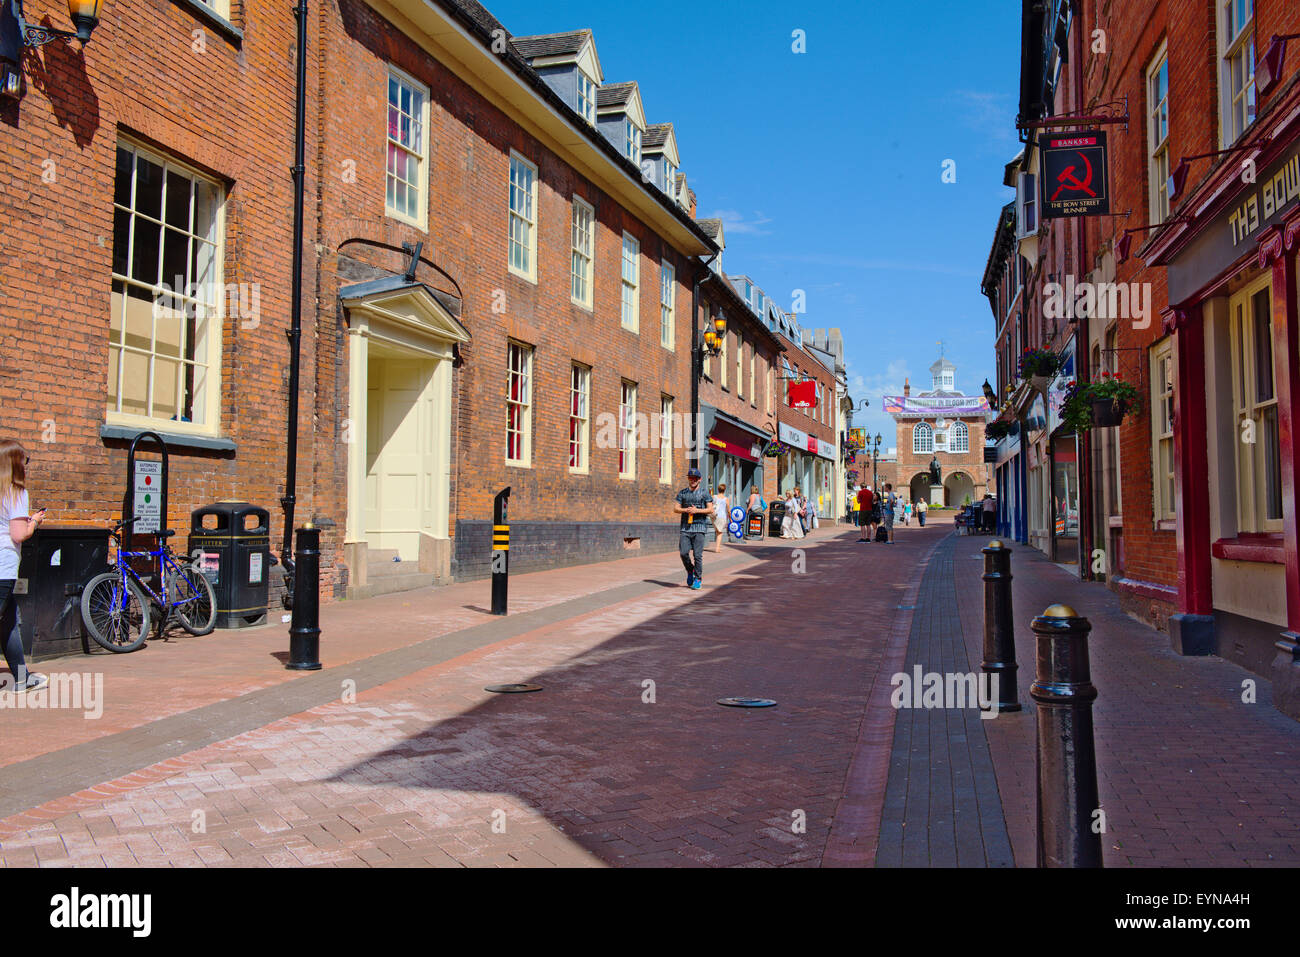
1;0;104;100
870;432;882;493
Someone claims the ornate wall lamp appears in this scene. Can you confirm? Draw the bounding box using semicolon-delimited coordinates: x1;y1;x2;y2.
1;0;104;99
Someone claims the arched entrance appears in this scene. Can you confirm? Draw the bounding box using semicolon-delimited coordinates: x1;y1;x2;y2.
909;472;935;507
944;470;975;507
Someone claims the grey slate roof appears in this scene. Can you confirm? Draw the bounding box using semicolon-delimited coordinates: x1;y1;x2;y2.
643;123;673;150
511;30;590;60
425;0;716;252
697;218;723;240
597;82;637;108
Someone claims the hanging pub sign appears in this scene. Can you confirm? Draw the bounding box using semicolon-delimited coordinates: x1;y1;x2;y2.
1040;130;1110;219
787;379;817;409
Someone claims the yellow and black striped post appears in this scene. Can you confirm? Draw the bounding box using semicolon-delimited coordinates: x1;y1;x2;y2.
491;487;511;616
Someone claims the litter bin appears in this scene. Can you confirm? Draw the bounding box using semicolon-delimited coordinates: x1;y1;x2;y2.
768;501;786;537
188;502;271;629
15;526;112;659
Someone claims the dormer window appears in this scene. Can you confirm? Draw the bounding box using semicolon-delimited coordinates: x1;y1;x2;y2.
576;70;597;125
663;160;676;196
624;118;641;164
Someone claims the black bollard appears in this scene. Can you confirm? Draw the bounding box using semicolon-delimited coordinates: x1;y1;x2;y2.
981;540;1020;712
1030;604;1102;867
491;487;511;616
286;525;322;670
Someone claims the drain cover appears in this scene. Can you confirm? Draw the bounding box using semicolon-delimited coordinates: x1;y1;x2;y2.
485;683;543;694
717;697;777;708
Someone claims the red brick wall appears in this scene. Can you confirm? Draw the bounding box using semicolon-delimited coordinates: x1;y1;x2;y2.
316;0;700;558
0;0;312;591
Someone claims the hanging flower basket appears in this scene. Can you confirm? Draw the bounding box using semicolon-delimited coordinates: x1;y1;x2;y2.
762;439;790;458
1061;371;1142;432
1090;397;1130;428
1017;348;1061;387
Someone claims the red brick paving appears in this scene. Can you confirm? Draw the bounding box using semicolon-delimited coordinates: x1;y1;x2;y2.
952;532;1300;867
0;524;926;867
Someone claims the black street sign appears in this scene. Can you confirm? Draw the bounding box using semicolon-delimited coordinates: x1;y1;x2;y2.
1040;130;1110;218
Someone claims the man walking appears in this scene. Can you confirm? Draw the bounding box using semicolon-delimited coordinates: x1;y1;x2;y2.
674;467;714;589
881;482;898;544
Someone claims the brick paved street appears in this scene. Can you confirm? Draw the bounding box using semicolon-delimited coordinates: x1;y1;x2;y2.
1;523;1298;867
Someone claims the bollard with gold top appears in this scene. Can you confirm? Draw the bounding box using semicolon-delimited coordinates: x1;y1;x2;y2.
286;523;322;670
1030;603;1101;867
981;539;1020;712
491;487;511;616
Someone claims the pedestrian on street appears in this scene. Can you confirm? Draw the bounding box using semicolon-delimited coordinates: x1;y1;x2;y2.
856;483;875;542
916;498;927;527
674;467;714;589
982;493;997;534
711;483;730;553
903;500;912;525
849;483;860;524
881;482;898;544
0;439;47;693
783;488;805;539
808;494;820;531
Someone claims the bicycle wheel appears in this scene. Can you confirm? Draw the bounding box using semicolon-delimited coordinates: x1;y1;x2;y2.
172;566;218;636
81;573;151;653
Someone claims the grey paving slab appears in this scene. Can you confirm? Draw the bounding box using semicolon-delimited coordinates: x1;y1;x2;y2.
876;535;1014;868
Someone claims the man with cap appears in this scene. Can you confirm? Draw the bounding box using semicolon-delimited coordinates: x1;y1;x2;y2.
673;467;714;589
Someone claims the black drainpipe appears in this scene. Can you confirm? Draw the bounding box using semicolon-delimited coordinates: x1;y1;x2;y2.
280;0;309;605
690;255;719;458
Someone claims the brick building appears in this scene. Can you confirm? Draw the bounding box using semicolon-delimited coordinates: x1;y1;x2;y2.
988;0;1300;718
694;237;786;513
0;0;306;599
881;359;992;507
312;3;717;594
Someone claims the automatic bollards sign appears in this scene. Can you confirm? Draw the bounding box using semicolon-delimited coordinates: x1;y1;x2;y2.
1040;130;1110;219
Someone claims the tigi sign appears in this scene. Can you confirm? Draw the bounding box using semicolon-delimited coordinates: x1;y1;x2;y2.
1040;131;1110;218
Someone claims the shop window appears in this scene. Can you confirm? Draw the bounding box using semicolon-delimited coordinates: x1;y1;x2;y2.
1229;277;1282;532
506;341;533;465
387;67;428;227
1150;338;1176;522
108;140;223;434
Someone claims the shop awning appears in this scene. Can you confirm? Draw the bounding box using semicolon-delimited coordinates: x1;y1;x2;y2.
708;416;766;463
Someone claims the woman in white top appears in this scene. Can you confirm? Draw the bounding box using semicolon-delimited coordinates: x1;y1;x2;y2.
0;440;47;692
711;483;729;553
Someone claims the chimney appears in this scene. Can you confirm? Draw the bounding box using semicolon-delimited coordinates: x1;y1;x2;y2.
904;378;911;397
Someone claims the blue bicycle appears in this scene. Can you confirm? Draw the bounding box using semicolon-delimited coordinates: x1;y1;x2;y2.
79;517;218;652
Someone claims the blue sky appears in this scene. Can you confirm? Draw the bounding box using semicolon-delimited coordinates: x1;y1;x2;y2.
488;0;1022;446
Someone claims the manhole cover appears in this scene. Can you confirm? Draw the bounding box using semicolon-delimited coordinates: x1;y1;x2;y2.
485;684;543;694
717;697;777;708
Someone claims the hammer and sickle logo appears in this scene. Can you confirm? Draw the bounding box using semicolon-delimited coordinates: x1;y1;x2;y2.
1051;150;1097;200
